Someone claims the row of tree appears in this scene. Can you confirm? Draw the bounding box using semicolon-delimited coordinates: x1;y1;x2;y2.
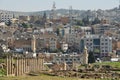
76;17;101;26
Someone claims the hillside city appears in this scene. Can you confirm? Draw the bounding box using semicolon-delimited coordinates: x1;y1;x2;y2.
0;2;120;80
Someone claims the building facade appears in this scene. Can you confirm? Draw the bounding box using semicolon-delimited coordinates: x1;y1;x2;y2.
0;12;14;23
53;53;82;64
49;38;57;51
80;35;112;58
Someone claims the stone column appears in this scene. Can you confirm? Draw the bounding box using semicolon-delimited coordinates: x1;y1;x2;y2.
63;62;67;70
83;46;88;65
25;58;27;73
34;58;36;72
16;58;19;76
32;58;35;72
36;58;38;71
24;58;27;74
23;58;25;73
6;56;9;76
21;58;23;75
27;58;30;73
42;58;44;70
11;56;13;76
9;56;11;76
18;59;20;76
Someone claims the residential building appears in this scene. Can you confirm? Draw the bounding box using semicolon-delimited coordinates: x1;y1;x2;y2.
92;24;111;35
80;26;92;35
12;38;32;52
53;53;82;64
80;35;112;58
49;38;57;51
0;12;14;23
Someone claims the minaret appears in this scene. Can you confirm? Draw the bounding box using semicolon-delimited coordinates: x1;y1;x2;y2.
50;2;57;20
31;35;36;57
52;1;56;10
83;46;88;64
43;12;47;28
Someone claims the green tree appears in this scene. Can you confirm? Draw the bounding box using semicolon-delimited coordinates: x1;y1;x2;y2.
92;17;101;25
76;20;84;26
56;28;59;36
88;51;95;63
82;16;90;26
22;23;28;28
30;24;33;28
5;20;12;26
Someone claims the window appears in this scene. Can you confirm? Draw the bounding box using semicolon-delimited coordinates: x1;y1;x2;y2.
74;59;76;61
105;39;108;41
86;39;89;41
86;43;89;45
102;50;104;52
65;59;68;61
101;43;104;45
93;39;100;45
70;59;72;61
105;50;108;52
90;43;92;45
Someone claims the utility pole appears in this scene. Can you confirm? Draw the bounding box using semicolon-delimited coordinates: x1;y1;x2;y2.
69;6;73;26
118;0;120;10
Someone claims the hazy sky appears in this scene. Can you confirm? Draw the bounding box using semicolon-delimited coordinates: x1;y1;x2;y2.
0;0;119;12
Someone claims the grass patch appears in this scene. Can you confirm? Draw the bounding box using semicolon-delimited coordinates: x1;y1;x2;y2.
0;74;79;80
0;59;5;63
93;62;120;68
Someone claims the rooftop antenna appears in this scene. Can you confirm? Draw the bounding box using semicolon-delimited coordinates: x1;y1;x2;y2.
69;6;73;26
119;0;120;9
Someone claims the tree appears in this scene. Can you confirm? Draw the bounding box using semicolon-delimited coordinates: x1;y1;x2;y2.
76;20;84;26
43;11;47;22
56;28;59;36
88;51;95;63
21;23;29;28
92;17;101;25
82;16;90;26
5;20;12;26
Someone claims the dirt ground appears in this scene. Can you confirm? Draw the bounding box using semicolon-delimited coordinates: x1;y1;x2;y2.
0;75;96;80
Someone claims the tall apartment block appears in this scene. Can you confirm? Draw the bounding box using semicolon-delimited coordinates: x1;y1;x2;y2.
0;12;14;23
80;35;112;58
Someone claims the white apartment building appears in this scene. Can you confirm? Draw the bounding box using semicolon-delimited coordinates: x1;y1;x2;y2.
49;38;57;51
59;25;76;37
80;26;92;35
66;33;81;49
80;35;112;57
0;12;14;23
53;53;83;64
